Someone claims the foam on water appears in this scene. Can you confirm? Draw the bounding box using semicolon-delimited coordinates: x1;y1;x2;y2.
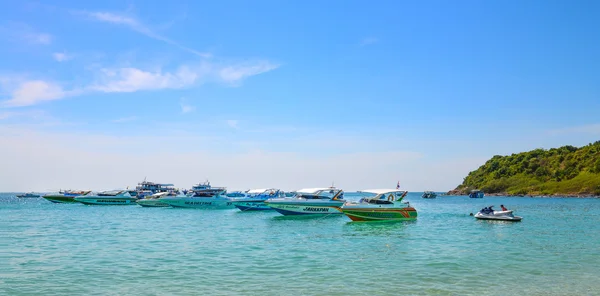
1;193;599;295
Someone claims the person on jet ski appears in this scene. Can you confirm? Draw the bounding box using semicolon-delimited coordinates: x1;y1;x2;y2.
501;205;508;211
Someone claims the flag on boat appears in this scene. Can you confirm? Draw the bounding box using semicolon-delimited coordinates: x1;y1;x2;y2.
396;181;400;189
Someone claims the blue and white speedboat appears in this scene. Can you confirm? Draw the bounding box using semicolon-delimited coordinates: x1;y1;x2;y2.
469;190;484;198
231;188;285;211
264;187;345;216
160;180;234;209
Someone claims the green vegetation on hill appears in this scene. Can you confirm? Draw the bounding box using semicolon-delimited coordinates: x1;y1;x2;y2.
453;141;600;196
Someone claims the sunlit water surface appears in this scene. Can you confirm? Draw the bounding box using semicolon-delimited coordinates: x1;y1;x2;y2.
1;193;599;295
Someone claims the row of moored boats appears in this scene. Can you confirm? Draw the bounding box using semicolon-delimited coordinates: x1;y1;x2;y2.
23;180;418;222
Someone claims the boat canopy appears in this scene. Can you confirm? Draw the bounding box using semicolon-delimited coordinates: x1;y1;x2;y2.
296;187;334;194
359;189;407;195
246;188;277;194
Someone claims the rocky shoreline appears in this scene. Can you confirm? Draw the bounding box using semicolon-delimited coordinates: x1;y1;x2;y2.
445;190;599;198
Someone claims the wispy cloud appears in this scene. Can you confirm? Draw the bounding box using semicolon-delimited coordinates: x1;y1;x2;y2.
219;61;280;86
360;37;378;46
1;59;278;107
111;116;138;123
53;52;72;62
90;60;278;93
78;11;211;58
226;120;239;129
0;79;68;107
0;23;52;45
90;66;199;93
548;124;600;135
180;98;195;114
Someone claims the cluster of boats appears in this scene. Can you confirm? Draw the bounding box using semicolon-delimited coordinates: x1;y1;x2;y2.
15;181;520;222
30;180;418;222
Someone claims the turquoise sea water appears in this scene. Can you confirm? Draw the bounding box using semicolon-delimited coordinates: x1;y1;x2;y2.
1;192;599;295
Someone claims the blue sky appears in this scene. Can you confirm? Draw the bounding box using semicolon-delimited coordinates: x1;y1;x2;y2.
1;0;599;192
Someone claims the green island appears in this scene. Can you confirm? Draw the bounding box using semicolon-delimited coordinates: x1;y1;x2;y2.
448;141;600;197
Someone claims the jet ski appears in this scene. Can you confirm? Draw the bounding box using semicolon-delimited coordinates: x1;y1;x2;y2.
474;207;522;221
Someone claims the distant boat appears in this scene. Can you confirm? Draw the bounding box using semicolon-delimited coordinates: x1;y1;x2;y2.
231;188;285;211
43;190;92;203
422;191;437;199
341;189;417;222
469;190;484;198
135;179;178;198
16;192;41;198
265;186;345;216
75;190;138;205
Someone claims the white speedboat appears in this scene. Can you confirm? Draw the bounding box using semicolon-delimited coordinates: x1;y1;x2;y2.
231;188;284;211
136;192;172;207
265;187;345;216
474;209;522;221
75;190;138;205
159;180;233;209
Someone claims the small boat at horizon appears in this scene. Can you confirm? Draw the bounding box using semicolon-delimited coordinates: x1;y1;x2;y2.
469;190;484;198
265;186;345;216
231;188;285;211
75;190;138;205
341;189;417;222
422;191;437;199
16;192;41;198
159;180;233;209
43;190;92;203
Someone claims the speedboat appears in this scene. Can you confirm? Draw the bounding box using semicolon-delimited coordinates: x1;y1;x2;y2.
231;188;284;211
474;208;522;221
422;191;437;199
264;187;345;216
75;190;138;205
469;190;484;198
16;192;41;198
341;189;417;222
159;180;233;209
43;190;92;203
136;192;173;207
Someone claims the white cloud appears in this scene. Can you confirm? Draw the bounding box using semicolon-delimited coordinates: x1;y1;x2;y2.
24;32;52;45
0;23;52;45
360;37;379;46
219;61;279;85
111;116;138;123
53;52;72;62
80;11;211;58
548;124;600;135
1;80;66;107
90;66;199;93
180;98;195;114
226;120;239;129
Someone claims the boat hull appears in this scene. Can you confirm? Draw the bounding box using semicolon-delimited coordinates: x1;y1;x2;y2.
75;197;138;205
232;201;272;211
474;211;522;221
43;195;79;203
160;197;235;209
342;207;418;222
136;199;170;207
266;201;344;215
